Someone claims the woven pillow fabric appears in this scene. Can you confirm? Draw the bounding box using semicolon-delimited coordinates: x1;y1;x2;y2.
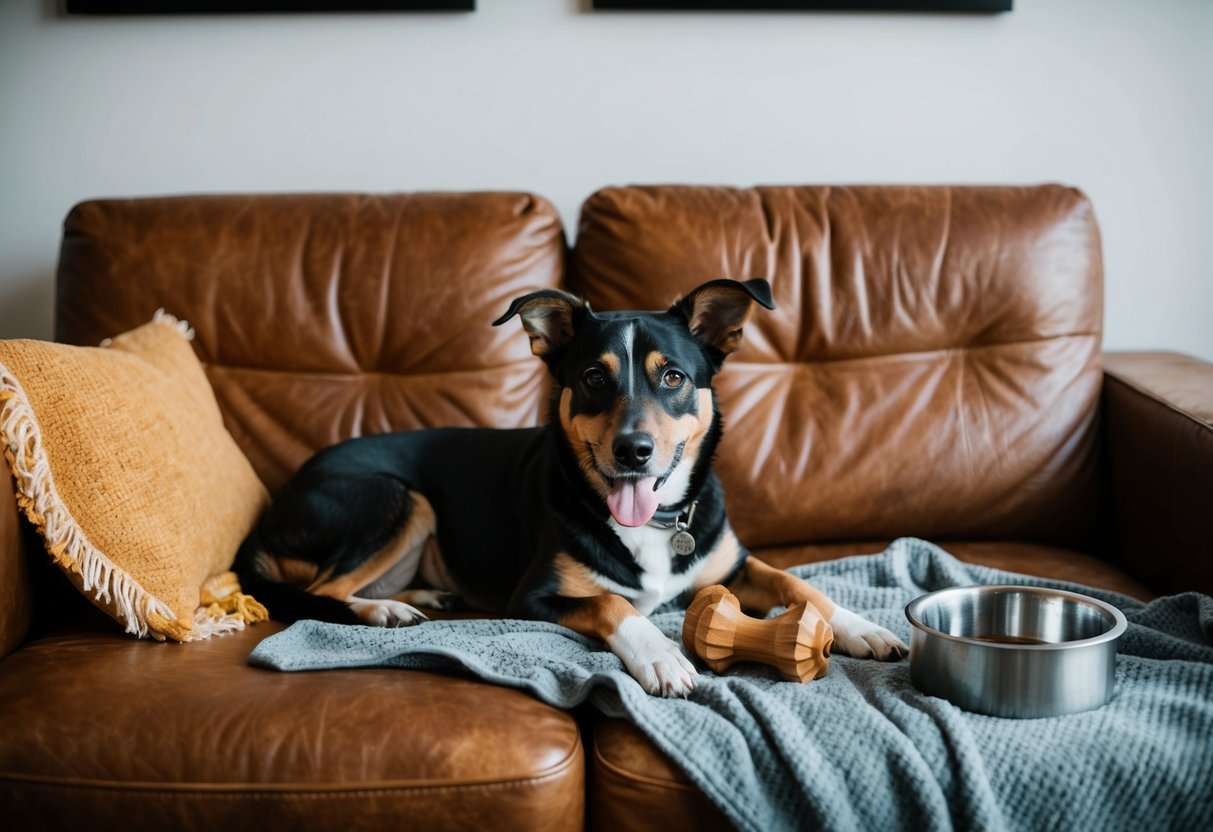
0;313;269;641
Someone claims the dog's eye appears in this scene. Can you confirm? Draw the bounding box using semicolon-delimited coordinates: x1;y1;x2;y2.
662;370;685;388
583;368;608;389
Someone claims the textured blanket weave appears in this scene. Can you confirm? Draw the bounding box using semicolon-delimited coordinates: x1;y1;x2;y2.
250;539;1213;831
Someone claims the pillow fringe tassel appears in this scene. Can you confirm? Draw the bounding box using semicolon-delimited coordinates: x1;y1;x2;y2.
198;570;269;638
1;366;249;643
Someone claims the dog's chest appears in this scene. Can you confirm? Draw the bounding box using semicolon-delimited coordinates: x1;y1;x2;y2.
607;522;698;615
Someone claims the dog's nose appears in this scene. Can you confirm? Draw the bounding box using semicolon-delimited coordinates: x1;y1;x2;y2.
613;432;655;470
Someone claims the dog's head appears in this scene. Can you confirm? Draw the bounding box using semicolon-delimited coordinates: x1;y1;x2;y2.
494;279;774;527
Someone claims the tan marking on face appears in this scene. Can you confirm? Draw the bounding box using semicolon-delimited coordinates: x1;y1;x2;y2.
692;527;743;591
640;404;699;468
559;385;713;488
559;387;620;497
557;593;642;641
311;492;437;602
645;350;668;384
682;387;716;460
599;352;620;376
554;552;608;598
633;388;715;469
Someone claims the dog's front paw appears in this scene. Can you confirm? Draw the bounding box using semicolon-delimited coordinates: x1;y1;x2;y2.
348;597;429;628
830;607;908;661
607;616;698;697
397;589;464;611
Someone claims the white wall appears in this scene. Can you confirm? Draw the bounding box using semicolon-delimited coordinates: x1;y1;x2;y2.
2;0;1210;358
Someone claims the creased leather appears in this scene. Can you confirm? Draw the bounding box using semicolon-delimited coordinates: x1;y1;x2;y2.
1102;351;1213;596
0;620;583;831
753;540;1153;601
56;192;565;493
589;719;728;832
572;185;1104;551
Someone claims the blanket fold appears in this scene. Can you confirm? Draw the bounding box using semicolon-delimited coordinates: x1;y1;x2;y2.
249;538;1213;832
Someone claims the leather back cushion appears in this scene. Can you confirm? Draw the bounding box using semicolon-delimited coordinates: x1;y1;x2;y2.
57;193;565;493
571;185;1103;549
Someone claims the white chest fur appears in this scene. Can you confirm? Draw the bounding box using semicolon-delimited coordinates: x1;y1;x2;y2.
605;521;699;615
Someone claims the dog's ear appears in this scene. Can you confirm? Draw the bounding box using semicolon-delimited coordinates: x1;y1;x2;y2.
670;279;775;365
493;289;591;361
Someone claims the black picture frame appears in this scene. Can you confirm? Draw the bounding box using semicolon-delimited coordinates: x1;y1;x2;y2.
66;0;474;13
594;1;1011;11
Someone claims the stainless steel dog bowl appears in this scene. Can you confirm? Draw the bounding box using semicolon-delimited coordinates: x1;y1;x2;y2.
905;586;1127;718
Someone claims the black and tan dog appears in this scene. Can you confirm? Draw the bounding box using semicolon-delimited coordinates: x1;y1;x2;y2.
235;279;906;695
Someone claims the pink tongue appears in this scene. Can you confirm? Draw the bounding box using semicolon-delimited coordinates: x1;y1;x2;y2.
606;477;660;527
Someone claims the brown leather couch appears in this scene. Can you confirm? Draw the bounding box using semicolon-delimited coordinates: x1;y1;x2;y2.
1;186;1210;830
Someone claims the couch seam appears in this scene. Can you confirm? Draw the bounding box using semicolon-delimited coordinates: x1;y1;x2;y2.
592;736;698;793
0;745;580;797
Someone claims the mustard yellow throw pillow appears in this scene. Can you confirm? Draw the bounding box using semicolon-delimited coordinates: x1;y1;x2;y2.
0;312;270;642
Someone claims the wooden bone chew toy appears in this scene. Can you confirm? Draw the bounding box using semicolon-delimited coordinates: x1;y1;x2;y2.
682;585;834;682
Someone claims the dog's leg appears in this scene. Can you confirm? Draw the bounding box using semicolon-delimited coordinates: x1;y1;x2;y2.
523;592;697;696
570;594;698;696
390;589;463;611
728;556;907;661
374;525;464;611
346;596;428;627
301;487;438;628
825;607;908;661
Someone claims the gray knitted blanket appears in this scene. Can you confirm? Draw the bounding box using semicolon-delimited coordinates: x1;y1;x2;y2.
249;538;1213;832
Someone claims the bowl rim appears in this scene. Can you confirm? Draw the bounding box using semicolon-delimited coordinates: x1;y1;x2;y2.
904;585;1128;651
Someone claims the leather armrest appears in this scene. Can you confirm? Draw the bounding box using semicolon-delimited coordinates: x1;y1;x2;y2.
1102;351;1213;596
0;469;33;657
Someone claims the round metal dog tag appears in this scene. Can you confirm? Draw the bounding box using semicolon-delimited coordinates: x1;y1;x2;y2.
670;530;696;556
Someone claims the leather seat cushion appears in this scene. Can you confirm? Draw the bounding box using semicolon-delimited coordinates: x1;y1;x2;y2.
0;617;583;832
588;539;1153;832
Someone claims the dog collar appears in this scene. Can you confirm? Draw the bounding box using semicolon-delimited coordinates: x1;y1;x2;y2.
647;500;698;556
648;502;694;526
